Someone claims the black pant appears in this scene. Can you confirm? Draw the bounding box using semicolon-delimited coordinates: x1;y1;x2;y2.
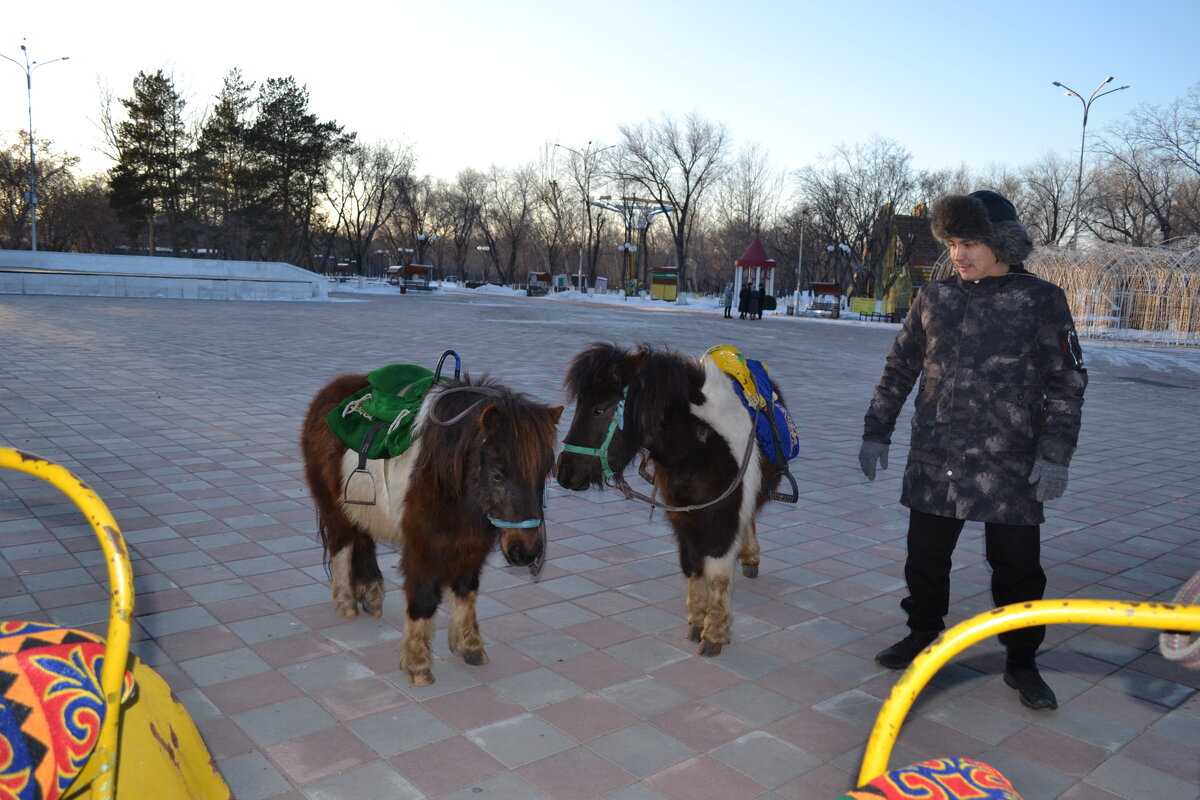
901;508;1046;652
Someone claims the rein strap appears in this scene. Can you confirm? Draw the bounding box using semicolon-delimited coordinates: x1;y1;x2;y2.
613;407;760;513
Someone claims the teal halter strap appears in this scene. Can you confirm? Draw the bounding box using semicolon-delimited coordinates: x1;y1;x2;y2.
486;478;550;529
560;387;627;481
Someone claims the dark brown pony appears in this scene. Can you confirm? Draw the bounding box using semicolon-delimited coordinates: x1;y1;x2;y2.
556;342;783;656
301;373;562;685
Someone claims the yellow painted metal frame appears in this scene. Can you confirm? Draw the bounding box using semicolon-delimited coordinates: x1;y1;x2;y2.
1;447;132;800
2;447;231;799
858;598;1200;785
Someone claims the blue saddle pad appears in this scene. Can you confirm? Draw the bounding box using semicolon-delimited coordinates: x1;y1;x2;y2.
731;359;799;464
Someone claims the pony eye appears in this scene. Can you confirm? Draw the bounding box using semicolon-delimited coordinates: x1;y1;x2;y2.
592;405;607;417
491;469;505;483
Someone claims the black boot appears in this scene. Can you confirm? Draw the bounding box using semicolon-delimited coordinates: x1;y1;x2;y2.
875;630;939;670
1004;650;1057;710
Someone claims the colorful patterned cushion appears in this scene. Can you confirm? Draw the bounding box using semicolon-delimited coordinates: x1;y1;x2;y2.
0;621;135;800
834;757;1023;799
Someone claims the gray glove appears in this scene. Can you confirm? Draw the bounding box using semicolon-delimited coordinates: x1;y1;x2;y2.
859;441;889;481
1028;458;1068;502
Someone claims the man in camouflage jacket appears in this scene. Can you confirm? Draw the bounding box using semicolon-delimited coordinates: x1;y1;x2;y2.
858;190;1087;710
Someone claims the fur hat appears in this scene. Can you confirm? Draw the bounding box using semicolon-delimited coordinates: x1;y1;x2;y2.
930;190;1033;266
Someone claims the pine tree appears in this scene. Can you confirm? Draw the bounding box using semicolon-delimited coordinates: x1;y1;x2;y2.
108;70;191;254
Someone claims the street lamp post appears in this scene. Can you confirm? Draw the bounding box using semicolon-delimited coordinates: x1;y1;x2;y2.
555;141;614;290
475;245;491;283
617;243;637;300
1051;76;1129;246
416;232;437;265
1;40;69;252
793;208;810;313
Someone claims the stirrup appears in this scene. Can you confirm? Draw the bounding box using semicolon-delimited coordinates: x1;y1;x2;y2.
342;468;377;505
768;469;799;503
343;420;384;505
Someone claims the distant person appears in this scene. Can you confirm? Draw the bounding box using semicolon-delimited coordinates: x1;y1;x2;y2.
858;190;1087;711
746;284;762;320
738;282;751;320
722;282;734;318
752;285;766;319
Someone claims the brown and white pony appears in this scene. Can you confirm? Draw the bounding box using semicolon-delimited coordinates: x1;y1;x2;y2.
556;342;782;656
301;373;562;685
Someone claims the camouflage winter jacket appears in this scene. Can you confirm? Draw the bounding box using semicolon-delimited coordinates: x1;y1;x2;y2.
863;268;1087;525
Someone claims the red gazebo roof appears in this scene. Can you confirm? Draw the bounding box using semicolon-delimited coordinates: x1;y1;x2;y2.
734;236;776;269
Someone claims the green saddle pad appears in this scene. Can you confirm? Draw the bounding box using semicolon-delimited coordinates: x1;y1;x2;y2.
326;364;438;459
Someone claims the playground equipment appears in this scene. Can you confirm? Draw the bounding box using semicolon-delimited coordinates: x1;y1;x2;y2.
843;588;1200;798
0;448;231;800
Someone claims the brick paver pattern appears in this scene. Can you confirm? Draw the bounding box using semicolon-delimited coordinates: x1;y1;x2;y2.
1;291;1197;799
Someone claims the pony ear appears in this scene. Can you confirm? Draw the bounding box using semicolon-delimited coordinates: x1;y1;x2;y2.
547;405;564;424
615;349;647;385
478;404;500;438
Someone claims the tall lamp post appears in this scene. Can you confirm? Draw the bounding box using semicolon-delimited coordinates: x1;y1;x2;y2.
475;245;491;284
416;232;437;265
1;40;69;252
555;141;614;290
793;208;810;313
1052;76;1129;246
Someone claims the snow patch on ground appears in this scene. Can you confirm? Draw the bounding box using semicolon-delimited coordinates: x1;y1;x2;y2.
328;280;1200;371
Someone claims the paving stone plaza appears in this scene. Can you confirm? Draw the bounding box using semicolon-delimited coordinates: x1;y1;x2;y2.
1;290;1197;799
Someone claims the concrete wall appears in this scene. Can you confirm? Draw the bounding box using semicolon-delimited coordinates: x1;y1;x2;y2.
0;250;328;301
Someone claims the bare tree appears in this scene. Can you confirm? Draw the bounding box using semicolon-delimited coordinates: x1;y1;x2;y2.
531;144;569;275
714;142;784;250
1087;161;1162;246
478;164;538;285
554;142;618;283
434;170;485;278
533;177;568;275
324;140;414;275
47;173;124;253
1;132;79;250
1019;152;1076;245
1095;124;1185;244
1126;82;1200;177
615;113;730;294
794;136;918;296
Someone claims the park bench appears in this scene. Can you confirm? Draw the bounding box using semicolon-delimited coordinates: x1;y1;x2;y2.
807;281;843;318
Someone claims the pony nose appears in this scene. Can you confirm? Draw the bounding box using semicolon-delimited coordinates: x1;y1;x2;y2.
555;453;575;489
504;537;541;567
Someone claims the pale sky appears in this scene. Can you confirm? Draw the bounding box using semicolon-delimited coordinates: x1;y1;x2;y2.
5;0;1198;184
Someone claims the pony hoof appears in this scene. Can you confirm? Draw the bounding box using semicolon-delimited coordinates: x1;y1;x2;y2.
361;601;383;618
408;668;435;686
461;649;489;666
742;563;759;579
688;625;703;642
336;604;359;619
698;640;724;657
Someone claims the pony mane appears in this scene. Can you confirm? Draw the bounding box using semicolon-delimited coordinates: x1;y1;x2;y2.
563;342;628;402
416;375;559;491
627;344;704;438
564;342;703;440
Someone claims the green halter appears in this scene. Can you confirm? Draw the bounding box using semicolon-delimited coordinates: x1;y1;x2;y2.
560;387;627;481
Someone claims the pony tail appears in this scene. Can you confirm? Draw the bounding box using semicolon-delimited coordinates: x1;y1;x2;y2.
317;513;332;578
